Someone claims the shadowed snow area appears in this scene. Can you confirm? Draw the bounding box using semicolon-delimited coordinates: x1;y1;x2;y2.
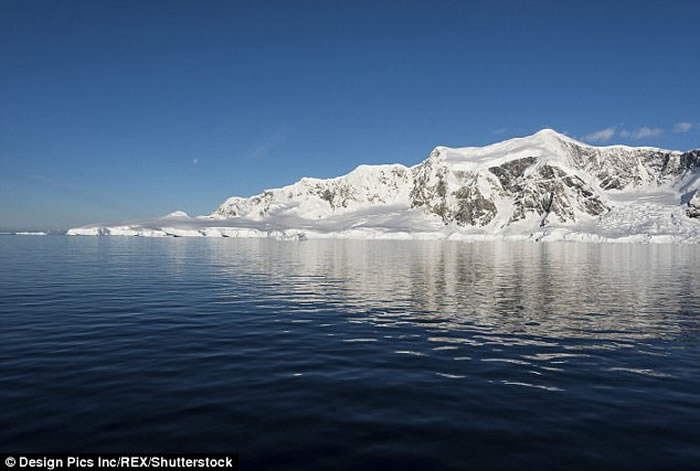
68;129;700;243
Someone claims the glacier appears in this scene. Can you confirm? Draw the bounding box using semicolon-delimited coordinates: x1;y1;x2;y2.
67;129;700;243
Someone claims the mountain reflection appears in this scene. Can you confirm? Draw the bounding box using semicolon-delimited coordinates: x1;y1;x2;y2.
3;236;700;464
201;239;700;343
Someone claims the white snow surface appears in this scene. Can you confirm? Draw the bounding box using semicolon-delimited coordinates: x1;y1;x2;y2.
67;129;700;243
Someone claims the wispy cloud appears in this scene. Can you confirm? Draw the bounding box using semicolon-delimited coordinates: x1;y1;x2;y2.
620;127;663;139
491;127;507;135
673;122;693;133
583;127;616;143
247;128;288;160
192;158;199;165
250;142;277;160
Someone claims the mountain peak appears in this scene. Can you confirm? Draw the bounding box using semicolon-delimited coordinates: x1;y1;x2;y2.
524;128;585;147
429;128;580;171
531;128;572;141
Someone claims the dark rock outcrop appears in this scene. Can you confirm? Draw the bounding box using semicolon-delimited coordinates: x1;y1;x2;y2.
688;191;700;219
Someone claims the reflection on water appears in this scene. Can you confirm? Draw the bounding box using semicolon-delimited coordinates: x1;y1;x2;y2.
0;237;699;469
209;239;700;340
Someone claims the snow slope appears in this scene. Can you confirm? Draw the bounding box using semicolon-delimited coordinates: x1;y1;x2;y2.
67;129;700;243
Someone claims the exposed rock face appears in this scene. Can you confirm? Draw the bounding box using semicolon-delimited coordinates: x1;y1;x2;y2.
562;143;699;190
689;191;700;219
488;157;608;224
504;164;608;226
407;146;608;228
210;129;698;231
452;183;498;226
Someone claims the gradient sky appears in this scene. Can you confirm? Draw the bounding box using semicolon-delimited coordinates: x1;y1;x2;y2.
2;0;699;231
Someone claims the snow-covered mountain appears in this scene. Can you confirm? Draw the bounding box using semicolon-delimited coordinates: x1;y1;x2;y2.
68;129;700;243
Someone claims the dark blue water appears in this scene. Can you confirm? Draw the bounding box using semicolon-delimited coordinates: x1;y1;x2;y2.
1;237;699;470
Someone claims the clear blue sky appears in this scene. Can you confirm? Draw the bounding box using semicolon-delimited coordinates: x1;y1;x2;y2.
1;0;699;231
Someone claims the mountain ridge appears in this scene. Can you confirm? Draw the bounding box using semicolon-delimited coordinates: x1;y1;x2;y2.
68;129;700;243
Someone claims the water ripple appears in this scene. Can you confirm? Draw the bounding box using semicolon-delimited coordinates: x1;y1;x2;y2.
0;237;699;469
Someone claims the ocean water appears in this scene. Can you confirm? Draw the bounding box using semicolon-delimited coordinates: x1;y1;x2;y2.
1;236;699;470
